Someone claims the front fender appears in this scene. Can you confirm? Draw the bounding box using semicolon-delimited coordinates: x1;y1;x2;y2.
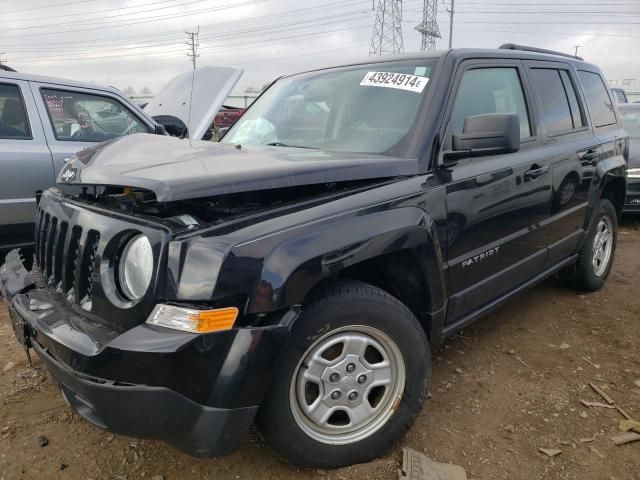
235;205;446;315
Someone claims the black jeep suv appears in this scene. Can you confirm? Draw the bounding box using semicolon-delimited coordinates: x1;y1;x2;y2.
0;45;628;468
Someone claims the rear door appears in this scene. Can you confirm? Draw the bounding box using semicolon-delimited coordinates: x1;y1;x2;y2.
0;79;53;250
524;61;594;266
29;83;153;177
440;60;553;323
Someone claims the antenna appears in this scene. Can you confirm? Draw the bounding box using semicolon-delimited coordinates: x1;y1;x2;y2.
573;45;582;57
415;0;440;51
186;27;200;70
369;0;404;56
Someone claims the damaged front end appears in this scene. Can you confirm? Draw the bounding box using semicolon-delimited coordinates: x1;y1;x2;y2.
74;179;387;234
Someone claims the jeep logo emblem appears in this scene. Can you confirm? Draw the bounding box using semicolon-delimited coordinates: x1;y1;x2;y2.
61;168;76;183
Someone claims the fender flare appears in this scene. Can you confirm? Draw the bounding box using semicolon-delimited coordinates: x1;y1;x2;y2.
241;205;446;318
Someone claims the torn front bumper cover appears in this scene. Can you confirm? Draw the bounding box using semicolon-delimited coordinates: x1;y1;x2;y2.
0;249;286;457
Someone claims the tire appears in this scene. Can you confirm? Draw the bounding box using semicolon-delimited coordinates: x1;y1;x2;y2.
257;281;431;468
560;198;617;292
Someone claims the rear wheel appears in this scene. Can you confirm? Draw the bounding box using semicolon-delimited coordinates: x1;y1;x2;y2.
257;281;430;468
560;198;617;291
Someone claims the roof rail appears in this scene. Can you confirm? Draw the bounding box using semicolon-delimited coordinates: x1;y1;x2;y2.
0;64;17;72
499;43;583;61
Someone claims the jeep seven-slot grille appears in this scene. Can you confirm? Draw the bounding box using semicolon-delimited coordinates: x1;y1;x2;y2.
35;208;100;311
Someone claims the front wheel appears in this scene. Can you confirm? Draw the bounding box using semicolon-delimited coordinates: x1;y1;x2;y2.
560;198;618;291
257;281;431;468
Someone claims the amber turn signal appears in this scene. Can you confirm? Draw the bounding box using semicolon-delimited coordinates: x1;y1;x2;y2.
146;304;238;333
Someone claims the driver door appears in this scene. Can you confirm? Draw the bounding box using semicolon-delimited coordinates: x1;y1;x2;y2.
29;83;153;177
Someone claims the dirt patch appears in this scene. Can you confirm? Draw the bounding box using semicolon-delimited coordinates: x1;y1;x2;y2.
1;219;639;480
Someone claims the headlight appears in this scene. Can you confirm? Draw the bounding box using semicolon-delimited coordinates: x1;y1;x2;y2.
627;168;640;179
118;234;153;300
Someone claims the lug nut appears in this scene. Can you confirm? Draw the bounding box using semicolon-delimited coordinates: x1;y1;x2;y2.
346;363;356;373
348;391;358;401
329;372;340;382
357;374;367;384
331;391;341;400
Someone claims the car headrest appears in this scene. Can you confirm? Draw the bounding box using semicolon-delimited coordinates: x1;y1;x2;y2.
2;98;24;126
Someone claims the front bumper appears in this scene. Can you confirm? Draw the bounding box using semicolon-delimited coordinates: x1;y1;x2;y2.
624;178;640;213
1;249;290;457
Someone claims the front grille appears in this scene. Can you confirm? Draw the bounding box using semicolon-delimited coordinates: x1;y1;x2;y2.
35;208;100;311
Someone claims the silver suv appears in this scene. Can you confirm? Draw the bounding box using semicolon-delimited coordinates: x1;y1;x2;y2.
0;67;242;254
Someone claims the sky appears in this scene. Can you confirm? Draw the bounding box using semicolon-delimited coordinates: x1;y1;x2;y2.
1;0;638;96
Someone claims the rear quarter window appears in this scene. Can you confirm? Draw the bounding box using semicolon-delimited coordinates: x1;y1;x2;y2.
578;71;616;128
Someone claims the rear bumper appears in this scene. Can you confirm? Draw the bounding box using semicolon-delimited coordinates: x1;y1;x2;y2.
1;249;291;457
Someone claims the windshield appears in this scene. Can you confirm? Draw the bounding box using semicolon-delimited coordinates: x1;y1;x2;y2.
621;108;640;138
222;59;438;155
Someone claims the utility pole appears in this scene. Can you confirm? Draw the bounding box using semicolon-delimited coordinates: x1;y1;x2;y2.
369;0;404;56
415;0;440;51
573;45;582;57
447;0;455;49
186;26;200;70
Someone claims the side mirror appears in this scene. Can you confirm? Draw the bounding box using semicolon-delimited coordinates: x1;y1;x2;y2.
446;113;520;161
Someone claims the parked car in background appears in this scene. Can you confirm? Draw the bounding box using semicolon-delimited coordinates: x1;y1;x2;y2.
611;87;629;104
0;67;242;254
0;45;627;468
214;104;245;130
619;103;640;211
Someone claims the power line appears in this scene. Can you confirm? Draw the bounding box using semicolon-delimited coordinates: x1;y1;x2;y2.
2;0;217;31
0;0;267;39
9;11;372;61
11;22;374;63
0;0;370;47
0;0;102;15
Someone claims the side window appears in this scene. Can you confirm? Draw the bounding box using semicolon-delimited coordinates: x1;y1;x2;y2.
0;83;31;140
578;71;616;127
614;90;627;104
530;68;584;135
40;88;150;142
560;70;585;130
450;67;531;141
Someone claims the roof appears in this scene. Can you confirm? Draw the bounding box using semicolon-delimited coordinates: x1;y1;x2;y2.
288;47;597;79
0;69;123;96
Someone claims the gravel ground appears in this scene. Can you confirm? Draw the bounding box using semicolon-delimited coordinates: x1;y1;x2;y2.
1;218;639;480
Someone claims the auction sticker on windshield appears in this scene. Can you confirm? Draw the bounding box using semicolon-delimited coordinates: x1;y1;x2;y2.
360;71;428;93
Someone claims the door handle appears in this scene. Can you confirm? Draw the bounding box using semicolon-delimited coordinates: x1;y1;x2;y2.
524;165;549;180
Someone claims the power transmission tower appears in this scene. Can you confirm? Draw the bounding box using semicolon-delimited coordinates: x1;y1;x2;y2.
369;0;404;56
415;0;440;51
186;26;200;70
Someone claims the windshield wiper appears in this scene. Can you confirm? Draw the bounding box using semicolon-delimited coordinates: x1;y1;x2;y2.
266;142;318;150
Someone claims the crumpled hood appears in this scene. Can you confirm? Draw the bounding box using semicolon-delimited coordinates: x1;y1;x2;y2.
58;133;419;202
